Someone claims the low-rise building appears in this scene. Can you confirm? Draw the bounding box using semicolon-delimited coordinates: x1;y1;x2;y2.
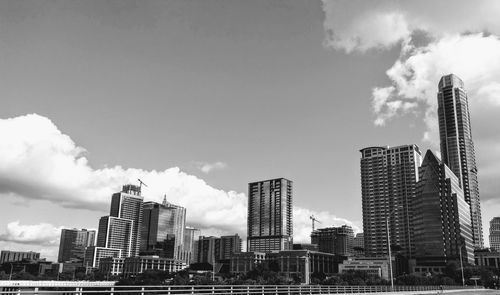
338;257;390;280
230;252;266;274
475;249;500;268
99;256;186;277
0;251;40;264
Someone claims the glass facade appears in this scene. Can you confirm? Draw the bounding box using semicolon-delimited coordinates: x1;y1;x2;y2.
438;74;483;248
489;217;500;252
414;150;474;264
57;228;96;263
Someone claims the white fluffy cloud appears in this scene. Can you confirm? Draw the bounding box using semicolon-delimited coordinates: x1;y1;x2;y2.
0;221;63;246
196;161;227;174
0;114;357;258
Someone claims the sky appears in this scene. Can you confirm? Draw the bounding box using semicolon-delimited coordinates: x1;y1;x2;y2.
0;0;499;261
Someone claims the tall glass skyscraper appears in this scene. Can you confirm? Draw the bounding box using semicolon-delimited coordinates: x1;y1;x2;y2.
360;145;422;258
438;74;483;248
247;178;293;252
140;198;186;262
414;150;474;264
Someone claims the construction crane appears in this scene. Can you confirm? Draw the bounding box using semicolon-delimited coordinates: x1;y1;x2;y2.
310;215;321;232
137;178;148;192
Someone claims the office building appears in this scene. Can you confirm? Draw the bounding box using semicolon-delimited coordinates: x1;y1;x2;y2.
97;216;133;257
413;150;474;264
490;217;500;252
140;198;186;262
183;227;201;264
338;257;390;280
360;145;422;258
84;246;122;269
310;225;354;256
0;251;40;264
196;234;242;265
438;74;483;248
57;228;96;263
247;178;293;252
353;233;364;249
110;184;144;257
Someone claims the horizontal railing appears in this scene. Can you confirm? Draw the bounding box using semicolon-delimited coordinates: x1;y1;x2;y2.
0;284;479;295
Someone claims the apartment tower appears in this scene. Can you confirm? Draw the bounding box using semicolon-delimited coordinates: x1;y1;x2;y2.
360;145;422;257
247;178;293;252
438;74;483;248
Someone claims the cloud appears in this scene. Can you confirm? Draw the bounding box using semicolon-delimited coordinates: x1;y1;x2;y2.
0;221;63;246
322;0;500;53
0;114;357;253
196;161;227;174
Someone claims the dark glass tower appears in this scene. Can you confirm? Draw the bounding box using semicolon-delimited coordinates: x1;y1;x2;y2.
247;178;293;252
438;74;483;248
414;150;474;264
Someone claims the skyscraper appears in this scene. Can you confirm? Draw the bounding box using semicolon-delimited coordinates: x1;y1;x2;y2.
438;74;483;248
247;178;293;252
413;150;474;264
490;218;500;252
97;216;133;256
360;145;422;258
110;184;144;256
58;228;96;263
140;197;186;261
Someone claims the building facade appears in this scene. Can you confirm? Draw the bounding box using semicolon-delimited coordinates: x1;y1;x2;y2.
110;184;144;257
310;225;354;256
490;217;500;252
183;227;201;264
338;257;390;280
247;178;293;252
360;145;421;258
140;198;186;262
438;74;483;248
0;251;40;264
83;246;122;269
413;150;474;265
58;228;96;263
97;216;133;257
196;234;242;265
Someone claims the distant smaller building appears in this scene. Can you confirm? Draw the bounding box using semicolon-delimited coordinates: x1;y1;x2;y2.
197;234;242;265
99;256;186;277
230;252;266;274
475;249;500;268
84;246;121;269
0;251;40;264
293;244;318;251
311;225;354;256
338;257;390;280
490;218;500;252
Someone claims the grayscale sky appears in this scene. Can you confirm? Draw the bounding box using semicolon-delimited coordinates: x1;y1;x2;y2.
1;0;500;260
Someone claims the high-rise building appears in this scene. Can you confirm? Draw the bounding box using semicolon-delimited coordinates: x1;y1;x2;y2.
97;216;133;257
247;178;293;252
438;74;483;248
490;218;500;252
413;150;474;264
353;233;364;249
183;227;201;264
110;185;144;257
311;225;354;256
360;145;422;258
140;197;186;261
57;228;96;263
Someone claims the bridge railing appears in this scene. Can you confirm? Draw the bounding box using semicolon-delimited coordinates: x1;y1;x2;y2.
0;284;478;295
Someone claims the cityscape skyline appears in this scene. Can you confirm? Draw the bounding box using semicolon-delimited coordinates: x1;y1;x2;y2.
1;0;500;262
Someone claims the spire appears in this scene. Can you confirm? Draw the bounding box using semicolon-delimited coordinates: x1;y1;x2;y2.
162;194;168;206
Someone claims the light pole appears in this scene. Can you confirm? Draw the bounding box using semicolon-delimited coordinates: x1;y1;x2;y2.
459;241;465;286
9;263;13;280
386;217;394;290
386;205;403;290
